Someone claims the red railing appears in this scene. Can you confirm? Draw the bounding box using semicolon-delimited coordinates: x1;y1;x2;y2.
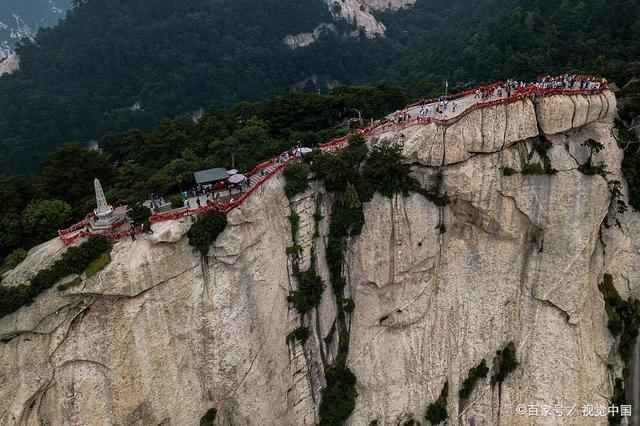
148;153;300;223
58;212;95;237
59;75;609;242
357;83;606;138
403;81;507;110
57;217;131;245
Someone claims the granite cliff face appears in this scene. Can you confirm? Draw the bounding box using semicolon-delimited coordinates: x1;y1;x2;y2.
1;91;639;425
284;0;416;48
0;52;19;77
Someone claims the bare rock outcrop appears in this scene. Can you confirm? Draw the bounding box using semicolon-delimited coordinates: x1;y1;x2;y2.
0;53;19;77
148;217;192;244
383;91;617;167
536;91;616;135
0;176;322;425
283;0;416;48
283;23;336;49
1;238;66;287
325;0;416;37
1;90;639;425
345;117;625;424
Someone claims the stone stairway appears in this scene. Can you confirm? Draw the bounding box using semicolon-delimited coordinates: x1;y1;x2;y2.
248;160;289;188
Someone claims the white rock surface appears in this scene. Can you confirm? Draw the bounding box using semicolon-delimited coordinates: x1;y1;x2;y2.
149;217;192;244
345;94;638;424
1;237;66;287
284;0;415;48
0;53;19;77
1;91;639;425
379;91;617;167
283;23;336;49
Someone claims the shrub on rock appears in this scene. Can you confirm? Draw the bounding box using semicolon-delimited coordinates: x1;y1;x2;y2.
425;381;448;425
288;269;324;314
283;162;309;199
0;236;112;318
187;210;228;256
170;195;184;208
491;342;518;386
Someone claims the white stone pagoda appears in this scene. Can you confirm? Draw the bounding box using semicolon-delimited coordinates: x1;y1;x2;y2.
90;178;118;232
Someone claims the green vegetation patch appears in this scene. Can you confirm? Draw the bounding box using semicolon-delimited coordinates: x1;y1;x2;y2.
85;252;112;277
531;138;557;175
361;144;422;198
491;342;518;387
313;195;323;224
128;203;152;232
337;329;351;366
578;161;607;176
199;408;217;426
600;273;625;336
286;244;302;255
502;167;517;176
522;162;545;175
287;268;325;315
459;359;489;400
324;321;336;346
170;195;185;209
414;171;451;207
0;236;112;318
57;276;83;292
578;139;607;176
617;119;640;212
598;274;640;373
425;381;448;425
187;210;228;256
325;203;366;297
288;212;300;241
0;248;28;275
286;326;311;344
283;162;310;199
607;180;629;223
319;364;358;425
342;297;355;314
308;135;368;196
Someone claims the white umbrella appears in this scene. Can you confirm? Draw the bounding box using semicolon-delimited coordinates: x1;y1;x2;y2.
228;174;246;184
299;147;313;155
227;169;238;175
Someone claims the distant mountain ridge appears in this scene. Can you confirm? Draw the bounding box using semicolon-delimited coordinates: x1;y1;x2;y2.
0;0;71;58
0;0;638;174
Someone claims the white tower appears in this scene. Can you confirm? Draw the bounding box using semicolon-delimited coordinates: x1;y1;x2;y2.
94;178;113;218
91;178;117;231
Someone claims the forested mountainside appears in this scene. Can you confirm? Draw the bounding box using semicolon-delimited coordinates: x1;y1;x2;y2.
0;0;70;56
0;0;639;174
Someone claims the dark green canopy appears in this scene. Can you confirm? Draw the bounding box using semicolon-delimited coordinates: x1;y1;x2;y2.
194;168;229;185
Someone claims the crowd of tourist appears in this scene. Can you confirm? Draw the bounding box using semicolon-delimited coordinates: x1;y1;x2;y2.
391;111;413;123
534;74;606;90
393;74;607;123
147;147;309;213
152;74;610;212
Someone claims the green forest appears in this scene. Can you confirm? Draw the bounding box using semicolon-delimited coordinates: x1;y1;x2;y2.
0;0;639;173
0;83;424;269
